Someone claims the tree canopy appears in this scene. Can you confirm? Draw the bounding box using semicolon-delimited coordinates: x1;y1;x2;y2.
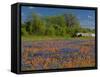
21;12;94;37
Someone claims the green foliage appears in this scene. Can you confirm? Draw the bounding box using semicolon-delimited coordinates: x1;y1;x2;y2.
21;25;28;36
21;12;95;40
64;13;80;28
30;13;46;35
45;24;55;36
25;21;32;34
79;27;95;33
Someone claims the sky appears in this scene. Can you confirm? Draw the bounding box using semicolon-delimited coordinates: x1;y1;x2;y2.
21;6;95;29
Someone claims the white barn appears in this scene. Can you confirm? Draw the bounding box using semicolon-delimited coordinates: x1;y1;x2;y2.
76;33;95;37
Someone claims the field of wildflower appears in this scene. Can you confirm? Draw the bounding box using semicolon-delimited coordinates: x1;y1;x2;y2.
21;38;95;71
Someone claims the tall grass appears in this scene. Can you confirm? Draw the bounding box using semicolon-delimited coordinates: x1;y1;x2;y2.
22;35;72;41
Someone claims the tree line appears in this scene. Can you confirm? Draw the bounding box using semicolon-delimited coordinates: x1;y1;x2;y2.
21;13;95;37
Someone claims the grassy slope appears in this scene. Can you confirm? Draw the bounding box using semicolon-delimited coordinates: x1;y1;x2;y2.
22;35;94;41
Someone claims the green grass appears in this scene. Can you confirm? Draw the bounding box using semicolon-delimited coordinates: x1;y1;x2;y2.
75;36;95;40
22;35;72;41
22;35;94;41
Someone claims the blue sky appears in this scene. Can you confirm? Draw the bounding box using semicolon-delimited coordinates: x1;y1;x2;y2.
21;6;95;29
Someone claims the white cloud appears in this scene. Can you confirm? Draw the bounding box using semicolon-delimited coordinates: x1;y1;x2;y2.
88;15;92;19
28;6;35;9
22;13;24;16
